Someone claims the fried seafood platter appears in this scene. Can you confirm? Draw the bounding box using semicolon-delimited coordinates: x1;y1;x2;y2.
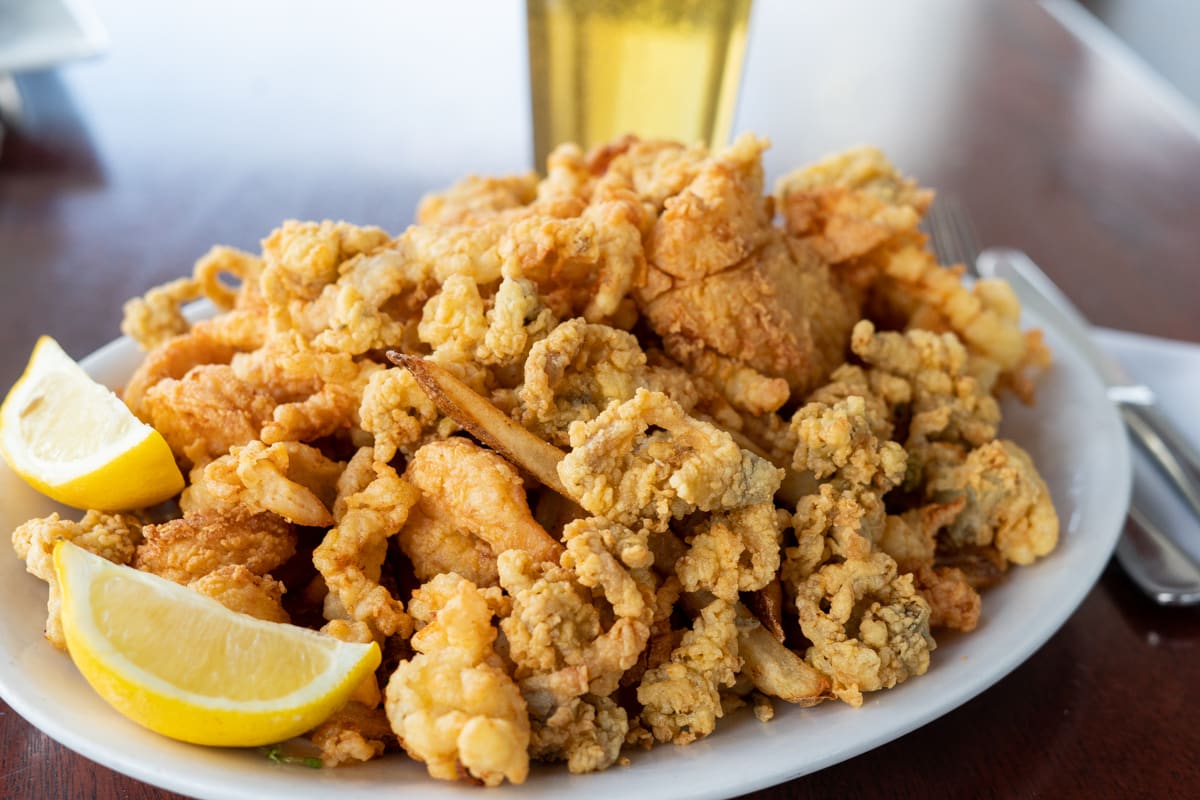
7;135;1061;788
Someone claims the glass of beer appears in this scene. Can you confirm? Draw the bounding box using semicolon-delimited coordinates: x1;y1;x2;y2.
526;0;753;169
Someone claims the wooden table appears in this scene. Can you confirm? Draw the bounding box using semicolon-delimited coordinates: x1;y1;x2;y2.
2;1;1199;797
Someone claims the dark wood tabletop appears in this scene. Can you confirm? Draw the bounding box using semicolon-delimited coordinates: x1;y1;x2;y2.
3;1;1199;798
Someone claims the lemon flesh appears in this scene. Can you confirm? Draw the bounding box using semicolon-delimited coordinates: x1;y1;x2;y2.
54;541;381;747
0;336;184;510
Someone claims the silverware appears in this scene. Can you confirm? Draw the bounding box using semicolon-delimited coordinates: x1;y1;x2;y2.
974;249;1200;523
926;198;1200;604
1117;505;1200;605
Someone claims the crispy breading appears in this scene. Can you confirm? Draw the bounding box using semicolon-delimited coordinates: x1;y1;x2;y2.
529;693;627;774
12;511;143;648
358;366;443;464
307;701;394;767
403;437;563;565
913;565;981;632
417;173;540;226
498;537;653;699
517;318;648;445
930;439;1060;565
180;440;342;527
676;501;782;601
637;134;863;397
133;508;295;585
384;575;530;787
876;500;965;574
557;389;782;530
850;319;1000;490
313;460;419;639
121;245;263;351
140;364;277;467
794;552;935;707
186;565;289;623
636;596;739;745
776;145;932;264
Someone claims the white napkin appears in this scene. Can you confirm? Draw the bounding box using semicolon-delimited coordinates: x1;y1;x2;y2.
1094;327;1200;564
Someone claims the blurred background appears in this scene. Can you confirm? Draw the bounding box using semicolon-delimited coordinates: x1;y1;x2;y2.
0;0;1197;377
1077;0;1200;107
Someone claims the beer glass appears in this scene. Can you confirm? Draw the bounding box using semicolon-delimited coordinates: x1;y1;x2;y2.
526;0;752;168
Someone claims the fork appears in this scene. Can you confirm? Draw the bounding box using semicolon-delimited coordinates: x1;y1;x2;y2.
924;197;1200;605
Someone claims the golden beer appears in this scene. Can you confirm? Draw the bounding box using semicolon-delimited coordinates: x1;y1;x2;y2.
526;0;752;168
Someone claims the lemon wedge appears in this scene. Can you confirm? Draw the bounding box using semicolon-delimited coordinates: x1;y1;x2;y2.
0;336;184;510
54;541;382;747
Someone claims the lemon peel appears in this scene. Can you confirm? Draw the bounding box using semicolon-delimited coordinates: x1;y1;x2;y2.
54;541;381;747
0;336;184;510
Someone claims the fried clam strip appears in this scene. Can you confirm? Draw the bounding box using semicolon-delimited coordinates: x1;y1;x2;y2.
418;274;558;371
180;440;343;527
677;591;830;707
121;244;260;351
497;174;648;323
385;573;530;787
313;460;420;640
305;617;393;767
775;145;932;266
862;233;1047;397
515;318;649;446
228;332;384;447
636;596;739;745
782;392;909;595
12;511;143;649
675;502;782;602
850;320;1000;491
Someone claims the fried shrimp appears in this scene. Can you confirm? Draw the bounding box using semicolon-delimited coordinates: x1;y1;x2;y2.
404;437;563;565
181;440;342;527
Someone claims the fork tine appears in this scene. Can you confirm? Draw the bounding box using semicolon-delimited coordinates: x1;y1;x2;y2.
925;196;981;275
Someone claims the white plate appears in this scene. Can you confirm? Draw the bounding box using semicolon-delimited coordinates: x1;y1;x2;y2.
0;305;1131;800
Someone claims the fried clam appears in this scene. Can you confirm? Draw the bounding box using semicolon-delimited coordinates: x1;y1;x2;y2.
793;551;936;707
385;573;530;787
180;440;343;528
12;510;143;649
557;388;782;531
497;524;655;774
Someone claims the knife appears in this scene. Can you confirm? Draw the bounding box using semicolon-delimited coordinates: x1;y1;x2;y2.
976;248;1200;524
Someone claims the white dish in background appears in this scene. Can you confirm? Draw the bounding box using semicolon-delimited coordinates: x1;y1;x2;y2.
0;304;1131;800
0;0;107;74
